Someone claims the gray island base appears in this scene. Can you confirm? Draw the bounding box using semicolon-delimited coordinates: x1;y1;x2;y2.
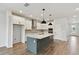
26;33;53;54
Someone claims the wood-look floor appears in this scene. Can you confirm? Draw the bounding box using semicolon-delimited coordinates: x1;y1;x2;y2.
0;40;67;55
0;36;79;55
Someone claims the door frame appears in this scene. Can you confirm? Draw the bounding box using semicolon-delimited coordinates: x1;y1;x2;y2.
13;24;25;44
6;12;25;48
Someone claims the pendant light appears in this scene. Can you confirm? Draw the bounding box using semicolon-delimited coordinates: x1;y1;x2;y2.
48;14;52;25
41;9;46;24
48;22;52;25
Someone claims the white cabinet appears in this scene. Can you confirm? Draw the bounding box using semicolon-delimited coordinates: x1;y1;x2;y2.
12;15;25;25
13;25;22;44
37;23;41;29
25;20;32;30
37;23;48;30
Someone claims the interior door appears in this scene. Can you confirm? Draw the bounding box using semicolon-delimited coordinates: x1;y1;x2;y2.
13;24;22;44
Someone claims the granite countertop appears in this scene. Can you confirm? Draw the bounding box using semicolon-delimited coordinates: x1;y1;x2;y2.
26;32;53;39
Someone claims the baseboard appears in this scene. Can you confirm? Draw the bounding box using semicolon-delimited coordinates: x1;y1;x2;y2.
0;44;5;47
54;39;67;41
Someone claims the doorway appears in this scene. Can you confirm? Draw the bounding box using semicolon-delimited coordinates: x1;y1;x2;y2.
13;24;22;44
71;23;79;36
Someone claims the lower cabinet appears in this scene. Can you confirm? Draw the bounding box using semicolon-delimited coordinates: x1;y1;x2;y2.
26;36;53;54
27;37;37;54
37;37;50;53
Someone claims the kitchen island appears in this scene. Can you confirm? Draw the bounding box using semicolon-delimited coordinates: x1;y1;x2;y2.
26;33;53;54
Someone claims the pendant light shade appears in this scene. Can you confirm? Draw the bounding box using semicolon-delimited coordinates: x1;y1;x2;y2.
41;8;46;24
48;22;52;25
41;19;46;24
48;14;53;25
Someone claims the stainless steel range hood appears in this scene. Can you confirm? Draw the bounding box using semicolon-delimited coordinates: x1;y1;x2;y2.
32;19;37;30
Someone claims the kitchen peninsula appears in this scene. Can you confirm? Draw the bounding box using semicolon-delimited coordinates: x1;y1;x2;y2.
26;33;53;54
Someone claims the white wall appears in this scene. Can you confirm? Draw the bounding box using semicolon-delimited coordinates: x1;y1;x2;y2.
53;18;71;41
6;12;13;48
0;12;7;47
1;11;12;48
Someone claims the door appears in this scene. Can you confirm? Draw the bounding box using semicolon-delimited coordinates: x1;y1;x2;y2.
13;24;22;44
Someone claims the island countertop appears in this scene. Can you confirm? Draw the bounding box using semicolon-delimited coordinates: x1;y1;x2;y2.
26;33;53;39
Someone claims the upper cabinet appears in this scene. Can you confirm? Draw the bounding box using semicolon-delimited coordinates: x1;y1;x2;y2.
12;15;52;30
25;20;32;30
37;22;42;29
12;15;32;30
37;22;48;30
12;15;25;25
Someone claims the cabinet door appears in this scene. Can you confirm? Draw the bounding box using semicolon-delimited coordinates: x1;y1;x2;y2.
37;23;48;30
13;25;22;44
12;15;25;25
18;17;25;25
12;15;18;24
25;20;32;30
37;23;41;29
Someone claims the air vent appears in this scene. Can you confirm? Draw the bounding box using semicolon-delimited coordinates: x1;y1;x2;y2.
24;3;29;7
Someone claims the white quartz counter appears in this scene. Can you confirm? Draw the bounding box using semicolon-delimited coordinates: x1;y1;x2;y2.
26;33;53;39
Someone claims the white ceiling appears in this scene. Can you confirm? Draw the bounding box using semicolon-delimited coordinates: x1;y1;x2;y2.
0;3;79;20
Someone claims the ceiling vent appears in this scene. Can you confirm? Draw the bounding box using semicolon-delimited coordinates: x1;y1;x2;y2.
24;3;29;7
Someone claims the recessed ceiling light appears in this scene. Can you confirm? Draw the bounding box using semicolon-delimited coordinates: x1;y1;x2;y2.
19;10;22;13
41;14;43;16
75;8;79;11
